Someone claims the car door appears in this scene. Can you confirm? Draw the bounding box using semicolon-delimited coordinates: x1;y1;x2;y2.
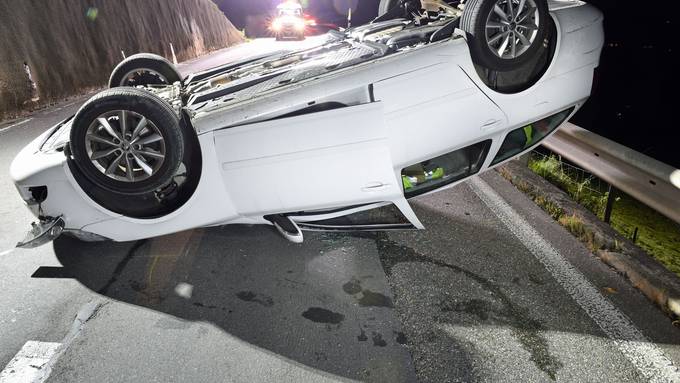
212;101;422;228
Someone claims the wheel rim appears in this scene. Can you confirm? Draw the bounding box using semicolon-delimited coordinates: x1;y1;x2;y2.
484;0;540;60
119;68;169;87
85;110;166;183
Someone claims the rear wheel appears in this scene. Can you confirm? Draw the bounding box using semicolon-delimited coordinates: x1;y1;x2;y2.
69;88;184;195
461;0;549;71
109;53;182;88
378;0;420;18
378;0;395;16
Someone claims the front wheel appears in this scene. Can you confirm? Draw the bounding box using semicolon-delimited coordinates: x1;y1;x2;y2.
461;0;549;72
69;88;184;195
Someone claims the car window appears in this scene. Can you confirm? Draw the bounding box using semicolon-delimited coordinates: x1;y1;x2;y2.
295;203;415;230
491;107;574;165
401;140;492;198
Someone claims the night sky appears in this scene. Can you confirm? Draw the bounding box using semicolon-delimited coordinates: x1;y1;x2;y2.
214;0;678;168
572;0;677;168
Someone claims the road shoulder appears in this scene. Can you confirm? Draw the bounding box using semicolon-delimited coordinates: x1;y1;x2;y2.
497;160;680;318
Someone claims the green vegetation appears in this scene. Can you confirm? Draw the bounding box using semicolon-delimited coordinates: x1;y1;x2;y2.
499;164;610;253
609;194;680;275
558;214;600;253
498;166;564;220
528;154;680;276
529;155;608;216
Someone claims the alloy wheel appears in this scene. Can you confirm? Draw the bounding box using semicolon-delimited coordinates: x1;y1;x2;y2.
485;0;541;59
84;110;166;183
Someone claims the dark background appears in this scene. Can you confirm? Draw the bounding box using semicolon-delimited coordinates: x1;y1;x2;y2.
571;0;677;168
214;0;677;168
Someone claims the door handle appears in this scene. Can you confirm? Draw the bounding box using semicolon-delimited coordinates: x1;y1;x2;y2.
481;119;501;130
362;182;390;192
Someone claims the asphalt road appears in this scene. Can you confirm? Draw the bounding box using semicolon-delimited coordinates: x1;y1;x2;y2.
2;37;680;383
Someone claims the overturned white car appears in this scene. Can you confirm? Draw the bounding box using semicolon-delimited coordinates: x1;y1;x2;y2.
11;0;603;246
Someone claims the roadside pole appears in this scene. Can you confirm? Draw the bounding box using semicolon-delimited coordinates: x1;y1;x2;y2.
603;184;617;224
170;43;178;65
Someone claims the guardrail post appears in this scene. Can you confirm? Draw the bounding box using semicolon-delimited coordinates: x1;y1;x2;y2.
518;152;531;166
603;184;617;224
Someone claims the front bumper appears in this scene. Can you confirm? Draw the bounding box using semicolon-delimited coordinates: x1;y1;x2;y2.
10;122;115;245
16;216;65;248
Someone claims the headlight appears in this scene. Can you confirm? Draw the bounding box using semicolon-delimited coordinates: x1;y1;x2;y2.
272;19;283;31
41;117;73;153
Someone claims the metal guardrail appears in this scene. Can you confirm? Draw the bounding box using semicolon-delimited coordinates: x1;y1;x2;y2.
542;123;680;224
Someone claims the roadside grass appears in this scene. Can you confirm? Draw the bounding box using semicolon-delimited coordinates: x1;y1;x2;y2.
498;167;565;221
529;155;608;216
498;164;607;253
609;195;680;276
528;154;680;276
558;214;601;253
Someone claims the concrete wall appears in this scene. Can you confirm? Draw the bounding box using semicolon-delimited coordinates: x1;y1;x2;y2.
0;0;243;119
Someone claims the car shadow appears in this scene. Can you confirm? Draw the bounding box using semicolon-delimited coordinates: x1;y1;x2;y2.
46;223;421;382
39;191;680;382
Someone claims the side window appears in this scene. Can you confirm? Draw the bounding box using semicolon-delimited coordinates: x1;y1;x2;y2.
295;203;415;231
401;140;492;198
491;107;574;165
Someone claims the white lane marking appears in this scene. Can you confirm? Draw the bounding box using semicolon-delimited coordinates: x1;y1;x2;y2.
0;301;105;383
469;176;680;383
62;101;79;108
0;249;13;257
0;119;32;134
0;341;61;383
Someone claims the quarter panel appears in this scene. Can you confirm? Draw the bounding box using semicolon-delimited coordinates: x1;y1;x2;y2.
458;4;603;128
373;63;507;170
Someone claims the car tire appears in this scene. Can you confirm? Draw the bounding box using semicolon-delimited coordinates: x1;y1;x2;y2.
109;53;182;88
461;0;549;72
378;0;398;16
69;88;184;195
